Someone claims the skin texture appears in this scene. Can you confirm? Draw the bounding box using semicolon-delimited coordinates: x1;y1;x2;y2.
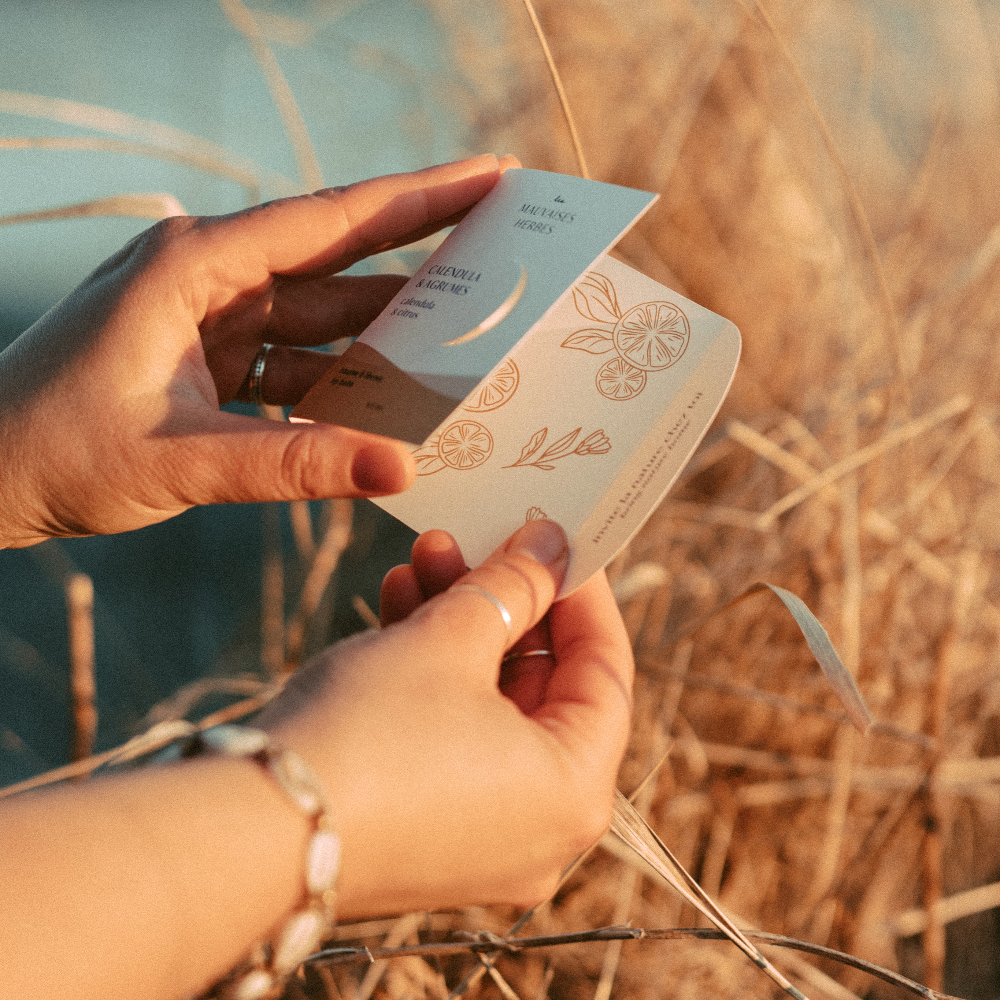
0;159;636;999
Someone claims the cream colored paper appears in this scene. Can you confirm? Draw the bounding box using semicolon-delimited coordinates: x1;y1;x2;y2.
376;254;741;594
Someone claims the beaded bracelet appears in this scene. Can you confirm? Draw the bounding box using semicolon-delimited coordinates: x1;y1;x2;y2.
161;724;340;1000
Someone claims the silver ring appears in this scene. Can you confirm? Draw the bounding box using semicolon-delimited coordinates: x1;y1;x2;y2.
451;584;512;641
247;343;273;405
502;648;554;665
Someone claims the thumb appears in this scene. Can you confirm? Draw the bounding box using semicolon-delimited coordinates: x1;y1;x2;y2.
158;408;416;505
402;519;570;676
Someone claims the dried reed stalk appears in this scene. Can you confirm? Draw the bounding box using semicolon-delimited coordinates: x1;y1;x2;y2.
217;0;324;190
284;499;354;672
517;0;589;179
0;89;296;196
262;501;285;677
0;136;261;203
417;0;1000;995
0;193;186;226
65;573;97;769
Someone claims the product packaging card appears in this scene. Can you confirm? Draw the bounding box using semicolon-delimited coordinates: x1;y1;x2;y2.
292;168;658;443
373;253;741;595
292;169;740;595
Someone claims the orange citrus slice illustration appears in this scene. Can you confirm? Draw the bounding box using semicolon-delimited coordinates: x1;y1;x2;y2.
438;419;494;470
463;358;520;412
613;301;690;371
596;357;647;400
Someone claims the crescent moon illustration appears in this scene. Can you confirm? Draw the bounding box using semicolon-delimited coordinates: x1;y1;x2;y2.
441;266;528;347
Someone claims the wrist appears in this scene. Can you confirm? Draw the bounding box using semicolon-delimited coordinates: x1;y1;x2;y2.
164;725;341;997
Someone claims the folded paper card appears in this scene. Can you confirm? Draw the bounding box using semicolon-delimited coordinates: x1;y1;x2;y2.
293;168;658;443
292;170;740;594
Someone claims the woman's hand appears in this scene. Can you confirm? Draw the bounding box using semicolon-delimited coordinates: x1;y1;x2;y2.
259;520;635;917
0;155;515;548
0;520;632;999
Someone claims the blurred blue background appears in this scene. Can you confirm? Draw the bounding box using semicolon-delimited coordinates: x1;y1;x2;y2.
0;0;483;784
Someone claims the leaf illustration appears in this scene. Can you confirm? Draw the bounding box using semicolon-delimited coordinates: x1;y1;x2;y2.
540;427;582;462
561;328;616;354
572;271;621;323
414;439;446;476
414;454;446;476
515;428;548;465
533;464;556;471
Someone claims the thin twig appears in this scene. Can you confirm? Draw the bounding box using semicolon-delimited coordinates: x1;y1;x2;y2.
0;193;186;225
754;396;970;529
351;596;381;630
920;549;978;989
519;0;590;178
0;136;260;203
0;689;279;800
308;925;960;999
0;89;295;196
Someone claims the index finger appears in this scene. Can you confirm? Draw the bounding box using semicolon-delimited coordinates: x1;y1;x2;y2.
189;155;510;283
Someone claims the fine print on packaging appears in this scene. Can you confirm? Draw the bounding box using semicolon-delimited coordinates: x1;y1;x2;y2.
292;169;741;595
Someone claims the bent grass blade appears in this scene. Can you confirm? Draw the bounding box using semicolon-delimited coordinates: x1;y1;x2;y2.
609;790;811;1000
740;583;873;733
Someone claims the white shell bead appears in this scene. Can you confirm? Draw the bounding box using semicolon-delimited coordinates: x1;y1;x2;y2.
269;752;323;815
228;969;274;1000
271;907;325;975
306;829;341;894
203;725;270;757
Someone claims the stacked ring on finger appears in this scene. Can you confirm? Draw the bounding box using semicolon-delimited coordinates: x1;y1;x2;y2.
246;343;274;405
502;648;555;664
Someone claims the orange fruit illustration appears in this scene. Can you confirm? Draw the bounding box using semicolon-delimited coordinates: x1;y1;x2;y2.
463;358;520;412
612;301;690;371
438;419;494;470
596;357;647;400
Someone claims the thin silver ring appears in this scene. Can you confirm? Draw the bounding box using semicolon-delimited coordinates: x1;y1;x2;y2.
451;584;512;641
247;343;273;405
502;648;554;665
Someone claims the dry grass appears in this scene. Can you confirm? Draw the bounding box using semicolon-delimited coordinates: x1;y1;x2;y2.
334;1;1000;997
6;0;1000;996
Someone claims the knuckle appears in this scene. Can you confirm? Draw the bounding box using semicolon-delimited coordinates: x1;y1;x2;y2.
278;430;329;500
138;215;197;263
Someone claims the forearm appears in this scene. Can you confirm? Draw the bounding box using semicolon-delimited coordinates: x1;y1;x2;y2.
0;757;307;1000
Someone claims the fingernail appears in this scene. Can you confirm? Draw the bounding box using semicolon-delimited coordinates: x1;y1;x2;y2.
351;443;413;494
506;519;567;566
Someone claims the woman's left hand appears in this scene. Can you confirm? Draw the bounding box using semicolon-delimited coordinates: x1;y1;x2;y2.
0;155;515;548
259;520;635;918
